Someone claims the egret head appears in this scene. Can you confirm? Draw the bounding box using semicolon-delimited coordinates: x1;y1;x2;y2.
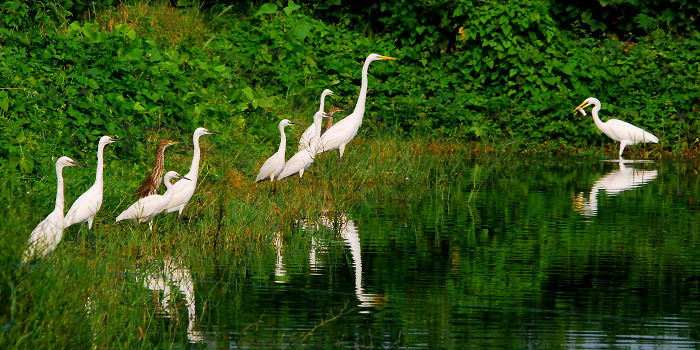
321;89;336;98
164;171;190;185
194;127;222;137
280;119;301;128
57;156;88;169
99;136;123;147
367;53;397;62
312;111;334;124
574;97;601;114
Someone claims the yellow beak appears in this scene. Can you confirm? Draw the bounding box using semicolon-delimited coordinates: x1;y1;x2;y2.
573;101;589;112
378;55;397;61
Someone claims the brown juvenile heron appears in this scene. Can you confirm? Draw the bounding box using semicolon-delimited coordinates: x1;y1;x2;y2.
135;139;180;198
321;106;345;135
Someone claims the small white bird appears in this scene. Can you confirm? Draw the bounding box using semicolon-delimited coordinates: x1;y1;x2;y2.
162;127;221;216
574;97;659;158
116;171;190;230
255;119;301;183
23;156;87;263
320;53;396;160
278;111;334;182
298;89;337;151
64;136;122;233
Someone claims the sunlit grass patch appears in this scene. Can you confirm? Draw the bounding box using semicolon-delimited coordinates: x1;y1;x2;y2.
91;1;209;47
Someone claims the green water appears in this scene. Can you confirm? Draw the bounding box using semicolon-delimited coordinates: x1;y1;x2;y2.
3;157;700;348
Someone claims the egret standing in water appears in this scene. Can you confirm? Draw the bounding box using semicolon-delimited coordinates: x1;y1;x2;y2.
278;111;335;182
574;97;659;158
162;127;220;217
116;171;190;230
298;89;337;151
23;156;87;263
64;136;122;233
320;53;396;160
321;107;345;135
135;139;180;198
255;119;301;184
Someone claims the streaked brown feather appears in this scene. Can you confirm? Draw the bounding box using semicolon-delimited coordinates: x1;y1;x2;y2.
321;107;344;135
135;139;177;198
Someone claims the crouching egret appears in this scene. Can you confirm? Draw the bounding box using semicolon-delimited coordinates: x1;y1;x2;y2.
574;97;659;158
135;139;180;198
319;53;396;160
278;111;334;182
161;127;221;216
298;89;338;151
116;171;190;230
64;136;122;233
23;156;87;263
256;119;302;183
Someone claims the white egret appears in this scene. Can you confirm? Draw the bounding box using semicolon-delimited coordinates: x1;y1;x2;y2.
572;161;658;217
116;171;190;230
64;136;122;233
574;97;659;158
162;127;221;216
23;156;87;263
319;53;396;160
277;111;334;181
298;89;337;151
255;119;301;183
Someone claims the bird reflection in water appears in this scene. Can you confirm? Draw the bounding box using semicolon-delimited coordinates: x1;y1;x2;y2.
138;256;204;343
284;211;385;312
573;161;658;217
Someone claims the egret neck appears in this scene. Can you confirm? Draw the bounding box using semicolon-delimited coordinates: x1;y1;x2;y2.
352;57;374;118
187;133;204;183
54;160;67;213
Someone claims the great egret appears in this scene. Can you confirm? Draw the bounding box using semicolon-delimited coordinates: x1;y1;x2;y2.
277;111;334;181
23;156;87;263
298;89;337;151
319;53;396;160
321;106;345;135
64;136;122;233
255;119;301;183
138;257;203;342
574;97;659;158
572;161;658;217
116;171;190;230
135;139;180;198
162;127;220;216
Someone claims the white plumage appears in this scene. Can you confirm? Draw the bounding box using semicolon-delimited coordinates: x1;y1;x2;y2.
64;136;121;232
116;171;189;230
278;111;333;181
162;127;220;216
319;53;396;160
256;119;301;183
575;97;659;158
298;89;336;151
23;156;87;263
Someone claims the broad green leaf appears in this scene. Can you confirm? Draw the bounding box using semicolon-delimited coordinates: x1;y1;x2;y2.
241;86;254;101
256;3;278;16
284;1;301;16
291;21;311;41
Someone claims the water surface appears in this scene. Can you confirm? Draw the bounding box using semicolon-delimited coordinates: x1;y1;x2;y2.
22;157;697;348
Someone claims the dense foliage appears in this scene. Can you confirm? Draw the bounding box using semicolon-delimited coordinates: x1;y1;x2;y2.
0;0;698;179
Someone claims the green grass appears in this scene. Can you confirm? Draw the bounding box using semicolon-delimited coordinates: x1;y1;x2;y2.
0;132;486;348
